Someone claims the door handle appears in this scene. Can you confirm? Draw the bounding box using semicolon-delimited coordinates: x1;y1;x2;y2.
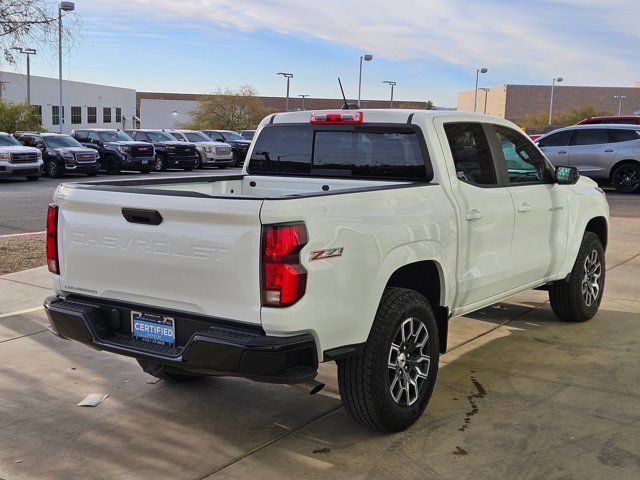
518;202;532;213
557;150;567;154
604;149;614;153
465;209;484;221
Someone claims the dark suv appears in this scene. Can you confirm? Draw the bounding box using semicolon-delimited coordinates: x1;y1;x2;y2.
16;132;99;178
125;130;198;172
200;130;251;166
72;129;156;174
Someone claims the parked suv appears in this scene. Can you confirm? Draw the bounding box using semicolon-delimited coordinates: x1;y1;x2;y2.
0;132;42;181
576;115;640;125
200;130;251;166
125;130;198;172
168;130;233;169
17;132;99;178
72;129;156;174
536;124;640;193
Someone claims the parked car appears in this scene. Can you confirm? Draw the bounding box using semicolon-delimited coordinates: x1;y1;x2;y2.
167;130;234;169
72;129;156;174
16;132;99;178
241;129;256;140
200;130;251;166
536;124;640;193
45;109;609;432
0;132;42;181
125;129;198;172
576;115;640;125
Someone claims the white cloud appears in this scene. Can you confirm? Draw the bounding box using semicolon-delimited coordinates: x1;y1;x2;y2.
89;0;640;87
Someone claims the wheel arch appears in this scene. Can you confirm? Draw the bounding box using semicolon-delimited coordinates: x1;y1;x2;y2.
585;216;608;250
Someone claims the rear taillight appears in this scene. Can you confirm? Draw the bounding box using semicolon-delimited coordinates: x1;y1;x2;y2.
310;111;363;124
46;204;59;274
261;223;308;307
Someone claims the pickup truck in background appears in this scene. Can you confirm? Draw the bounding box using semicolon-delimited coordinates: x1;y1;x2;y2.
44;110;609;432
124;129;199;172
0;132;42;180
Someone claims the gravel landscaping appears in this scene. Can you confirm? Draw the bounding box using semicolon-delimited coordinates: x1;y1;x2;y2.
0;233;45;275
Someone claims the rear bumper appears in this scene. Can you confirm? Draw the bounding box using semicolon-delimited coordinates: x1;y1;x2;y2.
44;295;318;384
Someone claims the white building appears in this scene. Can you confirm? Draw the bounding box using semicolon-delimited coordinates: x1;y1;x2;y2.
0;71;136;133
137;93;199;129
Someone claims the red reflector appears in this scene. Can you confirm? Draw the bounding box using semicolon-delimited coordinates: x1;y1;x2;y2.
46;204;59;274
262;223;308;307
310;111;363;124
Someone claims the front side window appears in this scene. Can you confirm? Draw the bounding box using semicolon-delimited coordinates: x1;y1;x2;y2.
537;130;572;148
87;107;97;124
71;106;82;124
495;126;553;184
444;123;497;186
115;107;122;123
103;107;112;123
573;129;608;146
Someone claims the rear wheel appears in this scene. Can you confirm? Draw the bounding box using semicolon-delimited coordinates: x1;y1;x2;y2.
337;287;439;432
611;163;640;194
137;359;204;383
549;232;605;322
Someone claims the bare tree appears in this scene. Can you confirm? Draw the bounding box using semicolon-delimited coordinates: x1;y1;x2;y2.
1;0;81;65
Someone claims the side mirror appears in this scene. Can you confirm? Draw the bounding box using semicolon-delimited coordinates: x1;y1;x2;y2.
555;166;580;185
36;143;45;150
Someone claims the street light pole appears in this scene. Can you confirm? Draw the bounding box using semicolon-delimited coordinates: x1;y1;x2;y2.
473;67;488;112
12;47;37;105
614;95;626;115
479;87;489;114
548;76;563;126
277;72;293;111
357;54;373;108
382;81;396;108
58;1;75;133
298;94;309;110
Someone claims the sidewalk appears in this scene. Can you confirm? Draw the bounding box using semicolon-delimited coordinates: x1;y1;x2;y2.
1;217;638;480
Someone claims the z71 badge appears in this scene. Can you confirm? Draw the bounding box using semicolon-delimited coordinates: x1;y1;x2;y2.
309;248;344;261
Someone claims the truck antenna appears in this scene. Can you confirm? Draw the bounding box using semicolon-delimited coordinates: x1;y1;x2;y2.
338;77;358;110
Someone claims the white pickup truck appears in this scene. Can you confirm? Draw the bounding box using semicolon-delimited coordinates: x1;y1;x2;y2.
44;110;609;432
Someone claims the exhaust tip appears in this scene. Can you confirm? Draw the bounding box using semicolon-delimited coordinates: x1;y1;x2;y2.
289;379;325;395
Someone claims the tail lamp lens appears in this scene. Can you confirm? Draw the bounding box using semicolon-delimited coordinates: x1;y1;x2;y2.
46;204;59;274
262;223;307;307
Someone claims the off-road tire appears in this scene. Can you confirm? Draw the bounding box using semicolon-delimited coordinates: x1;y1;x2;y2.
549;232;605;322
337;287;440;432
137;359;204;383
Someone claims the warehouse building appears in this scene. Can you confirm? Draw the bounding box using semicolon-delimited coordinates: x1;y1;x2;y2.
0;71;136;133
457;81;640;125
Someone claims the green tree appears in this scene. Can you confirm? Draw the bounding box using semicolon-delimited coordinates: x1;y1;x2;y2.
0;101;42;132
521;105;613;130
182;85;270;132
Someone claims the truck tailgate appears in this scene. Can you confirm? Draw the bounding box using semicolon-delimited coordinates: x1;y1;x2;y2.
55;185;263;325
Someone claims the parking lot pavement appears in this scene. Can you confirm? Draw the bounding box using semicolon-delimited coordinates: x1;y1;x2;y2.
0;168;241;236
1;217;639;479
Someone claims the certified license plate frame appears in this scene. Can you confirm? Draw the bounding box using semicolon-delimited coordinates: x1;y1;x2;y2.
131;310;176;346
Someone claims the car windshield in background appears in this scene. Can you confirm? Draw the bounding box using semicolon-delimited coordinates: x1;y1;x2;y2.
44;135;82;148
147;131;176;142
99;131;133;142
222;131;245;141
0;135;21;147
184;132;211;142
248;125;429;181
242;131;255;140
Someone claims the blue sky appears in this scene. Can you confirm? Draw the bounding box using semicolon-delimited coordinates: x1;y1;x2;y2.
5;0;640;106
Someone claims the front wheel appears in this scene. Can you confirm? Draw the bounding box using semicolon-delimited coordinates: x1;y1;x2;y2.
549;232;605;322
337;287;439;432
46;160;61;178
154;155;167;172
611;163;640;194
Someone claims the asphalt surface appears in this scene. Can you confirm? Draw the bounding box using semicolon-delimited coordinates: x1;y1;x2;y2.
0;168;240;236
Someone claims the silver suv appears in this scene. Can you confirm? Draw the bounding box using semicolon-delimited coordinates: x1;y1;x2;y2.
537;124;640;193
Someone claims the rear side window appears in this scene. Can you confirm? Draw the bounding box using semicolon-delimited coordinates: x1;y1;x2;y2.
444;123;497;186
248;125;431;181
608;129;640;143
573;129;609;146
537;130;572;147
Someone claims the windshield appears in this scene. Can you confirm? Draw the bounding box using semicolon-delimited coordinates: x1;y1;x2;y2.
184;131;211;142
147;131;176;142
44;135;82;148
99;131;133;142
0;135;21;147
221;131;245;141
242;131;255;140
249;124;431;181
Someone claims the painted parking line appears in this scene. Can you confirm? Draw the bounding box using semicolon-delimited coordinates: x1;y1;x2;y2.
0;230;45;239
0;306;44;319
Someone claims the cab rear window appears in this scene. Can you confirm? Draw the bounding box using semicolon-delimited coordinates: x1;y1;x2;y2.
248;124;432;181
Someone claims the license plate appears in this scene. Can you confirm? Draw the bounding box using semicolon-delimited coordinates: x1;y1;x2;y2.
141;159;148;165
131;311;175;346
